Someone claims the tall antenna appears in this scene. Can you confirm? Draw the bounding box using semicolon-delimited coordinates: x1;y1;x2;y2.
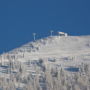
50;30;53;36
33;33;36;41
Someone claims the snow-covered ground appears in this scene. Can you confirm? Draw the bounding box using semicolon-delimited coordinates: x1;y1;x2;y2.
0;35;90;90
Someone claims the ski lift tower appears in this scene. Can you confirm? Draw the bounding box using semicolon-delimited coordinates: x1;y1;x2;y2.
50;30;54;37
33;33;36;41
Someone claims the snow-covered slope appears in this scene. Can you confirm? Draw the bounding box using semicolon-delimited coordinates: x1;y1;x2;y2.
0;35;90;90
1;35;90;69
6;35;90;60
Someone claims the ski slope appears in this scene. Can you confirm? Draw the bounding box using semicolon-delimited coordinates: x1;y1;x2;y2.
7;35;90;59
0;35;90;90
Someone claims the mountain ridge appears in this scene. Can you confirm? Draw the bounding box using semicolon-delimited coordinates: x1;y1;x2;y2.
1;35;90;61
0;35;90;90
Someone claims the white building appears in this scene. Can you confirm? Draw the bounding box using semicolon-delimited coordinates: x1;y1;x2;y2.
58;32;68;37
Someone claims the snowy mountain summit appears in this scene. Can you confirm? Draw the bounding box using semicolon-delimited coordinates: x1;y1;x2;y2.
7;35;90;60
0;35;90;90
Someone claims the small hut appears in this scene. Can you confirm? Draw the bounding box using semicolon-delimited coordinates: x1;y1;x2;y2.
58;32;68;37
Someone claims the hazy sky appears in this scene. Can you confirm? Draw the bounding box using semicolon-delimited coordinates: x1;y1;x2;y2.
0;0;90;53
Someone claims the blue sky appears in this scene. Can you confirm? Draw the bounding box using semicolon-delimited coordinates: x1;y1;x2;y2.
0;0;90;53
